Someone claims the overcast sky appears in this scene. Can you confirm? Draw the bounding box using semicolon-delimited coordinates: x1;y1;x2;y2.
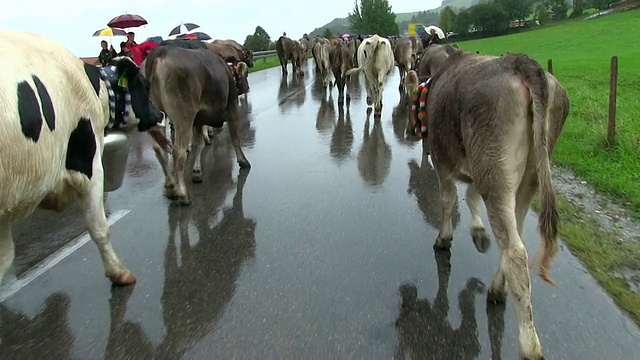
1;0;442;57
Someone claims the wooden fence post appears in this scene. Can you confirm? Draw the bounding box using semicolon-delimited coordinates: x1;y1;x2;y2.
547;59;553;74
607;55;618;147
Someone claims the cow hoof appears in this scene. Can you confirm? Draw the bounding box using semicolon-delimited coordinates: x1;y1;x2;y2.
471;227;491;253
164;188;179;200
238;159;251;169
433;235;453;250
487;287;507;304
366;107;373;116
109;271;136;286
173;197;192;207
366;96;372;105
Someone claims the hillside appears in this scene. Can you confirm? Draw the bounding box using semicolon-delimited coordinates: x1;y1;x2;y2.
308;0;478;36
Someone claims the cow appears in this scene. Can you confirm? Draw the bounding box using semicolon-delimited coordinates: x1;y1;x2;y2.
299;37;311;56
122;44;251;206
420;44;570;360
403;69;419;105
393;36;417;92
0;30;162;288
311;38;332;87
329;41;356;104
275;36;305;77
210;39;254;67
345;34;395;116
203;61;250;145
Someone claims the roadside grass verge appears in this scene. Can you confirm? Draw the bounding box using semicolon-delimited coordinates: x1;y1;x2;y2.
249;55;281;73
452;9;640;326
532;197;640;325
249;52;315;73
455;9;640;218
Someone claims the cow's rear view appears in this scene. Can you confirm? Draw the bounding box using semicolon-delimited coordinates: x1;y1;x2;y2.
424;45;570;359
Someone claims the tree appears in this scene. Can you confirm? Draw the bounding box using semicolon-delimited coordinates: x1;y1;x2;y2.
439;6;456;32
471;2;510;34
452;8;473;34
348;0;399;36
495;0;534;21
322;28;334;38
243;26;271;51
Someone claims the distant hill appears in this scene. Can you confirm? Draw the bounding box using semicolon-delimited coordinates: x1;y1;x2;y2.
308;0;479;37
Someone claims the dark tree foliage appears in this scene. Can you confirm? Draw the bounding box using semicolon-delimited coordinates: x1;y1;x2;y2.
349;0;399;36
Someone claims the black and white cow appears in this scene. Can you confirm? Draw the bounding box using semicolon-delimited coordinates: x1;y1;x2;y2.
0;30;162;288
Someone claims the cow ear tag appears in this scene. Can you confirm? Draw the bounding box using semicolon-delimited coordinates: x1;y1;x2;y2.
118;75;128;88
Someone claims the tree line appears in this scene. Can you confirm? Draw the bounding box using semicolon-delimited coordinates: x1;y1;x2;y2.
240;0;623;50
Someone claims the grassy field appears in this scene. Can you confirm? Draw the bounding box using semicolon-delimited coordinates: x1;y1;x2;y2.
455;10;640;325
249;55;281;73
456;10;640;217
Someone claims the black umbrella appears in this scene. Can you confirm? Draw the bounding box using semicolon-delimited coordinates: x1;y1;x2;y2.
177;32;211;41
168;23;200;36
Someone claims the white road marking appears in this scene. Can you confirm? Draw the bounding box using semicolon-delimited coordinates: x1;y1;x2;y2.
0;209;131;303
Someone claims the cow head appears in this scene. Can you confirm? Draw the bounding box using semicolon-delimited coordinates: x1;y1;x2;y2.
242;49;254;68
112;56;164;132
235;62;250;96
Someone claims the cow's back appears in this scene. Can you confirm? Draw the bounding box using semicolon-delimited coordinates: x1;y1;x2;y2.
0;30;105;219
147;47;234;119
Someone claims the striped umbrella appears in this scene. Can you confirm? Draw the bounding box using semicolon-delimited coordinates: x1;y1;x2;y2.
93;27;127;37
168;22;200;36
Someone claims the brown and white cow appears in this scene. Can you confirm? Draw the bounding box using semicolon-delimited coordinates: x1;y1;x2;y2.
421;44;570;360
345;34;395;116
275;36;306;76
312;38;332;87
120;44;251;206
0;30;164;288
329;41;356;104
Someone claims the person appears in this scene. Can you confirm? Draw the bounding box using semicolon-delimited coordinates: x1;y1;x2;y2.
357;34;363;42
98;40;117;67
126;32;138;46
117;42;132;58
420;28;440;49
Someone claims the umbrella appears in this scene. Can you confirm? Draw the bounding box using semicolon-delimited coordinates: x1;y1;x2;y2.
93;27;127;37
177;32;211;41
107;14;148;29
424;25;446;39
145;36;164;45
168;22;200;36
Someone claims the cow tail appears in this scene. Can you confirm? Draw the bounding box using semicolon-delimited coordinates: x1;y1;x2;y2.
518;55;558;285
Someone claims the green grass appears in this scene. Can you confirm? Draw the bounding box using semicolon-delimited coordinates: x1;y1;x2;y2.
456;10;640;218
455;10;640;326
249;55;281;73
249;52;315;73
532;197;640;325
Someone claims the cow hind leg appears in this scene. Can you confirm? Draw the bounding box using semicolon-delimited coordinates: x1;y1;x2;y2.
484;193;543;359
149;126;175;196
191;126;207;184
227;110;251;169
171;119;194;206
0;223;15;287
434;167;457;250
80;162;135;285
466;184;491;253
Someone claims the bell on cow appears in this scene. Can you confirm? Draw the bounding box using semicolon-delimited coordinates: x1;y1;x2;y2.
102;132;131;192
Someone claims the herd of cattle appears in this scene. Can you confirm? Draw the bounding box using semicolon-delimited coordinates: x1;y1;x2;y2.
0;27;572;359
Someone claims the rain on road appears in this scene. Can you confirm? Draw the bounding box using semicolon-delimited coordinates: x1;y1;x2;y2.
1;60;639;359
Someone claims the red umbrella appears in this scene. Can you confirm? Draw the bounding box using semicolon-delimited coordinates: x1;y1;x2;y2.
107;14;148;29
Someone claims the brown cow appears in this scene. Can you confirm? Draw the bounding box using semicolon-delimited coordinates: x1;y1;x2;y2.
393;36;417;92
329;41;356;104
130;44;251;205
312;38;332;87
421;44;570;360
207;39;254;67
275;36;305;76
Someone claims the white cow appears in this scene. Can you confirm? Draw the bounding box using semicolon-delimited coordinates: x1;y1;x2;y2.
0;30;137;287
345;34;395;116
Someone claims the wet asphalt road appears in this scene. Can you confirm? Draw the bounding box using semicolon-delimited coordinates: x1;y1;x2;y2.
1;60;640;359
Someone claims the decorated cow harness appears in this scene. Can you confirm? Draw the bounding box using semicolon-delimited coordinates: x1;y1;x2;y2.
411;78;432;139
